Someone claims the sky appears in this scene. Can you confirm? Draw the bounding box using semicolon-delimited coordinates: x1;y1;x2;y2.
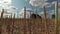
0;0;60;18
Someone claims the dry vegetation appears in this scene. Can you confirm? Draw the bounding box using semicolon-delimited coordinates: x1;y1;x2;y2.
0;18;59;34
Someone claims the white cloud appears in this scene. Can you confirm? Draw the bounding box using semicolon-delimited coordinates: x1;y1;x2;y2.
19;8;32;14
0;6;17;13
0;0;17;13
29;0;59;8
0;6;17;18
5;6;17;11
0;0;17;18
0;0;12;4
29;0;49;6
52;1;57;4
46;1;57;8
0;0;12;9
0;0;13;12
29;0;46;6
3;13;14;18
18;8;33;18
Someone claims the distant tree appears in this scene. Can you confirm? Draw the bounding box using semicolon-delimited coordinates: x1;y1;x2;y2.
30;14;42;19
52;14;55;19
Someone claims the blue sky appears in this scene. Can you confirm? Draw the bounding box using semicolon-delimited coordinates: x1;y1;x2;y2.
0;0;60;18
12;0;60;11
8;0;60;18
0;0;60;13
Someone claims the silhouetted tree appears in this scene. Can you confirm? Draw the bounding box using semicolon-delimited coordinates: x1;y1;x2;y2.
30;14;41;19
52;14;55;19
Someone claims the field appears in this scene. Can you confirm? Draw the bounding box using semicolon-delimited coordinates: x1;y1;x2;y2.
0;18;60;34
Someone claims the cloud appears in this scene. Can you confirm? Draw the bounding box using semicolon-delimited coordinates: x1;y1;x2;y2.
0;6;17;18
29;0;59;8
49;8;60;15
48;10;55;15
18;8;33;18
41;8;59;15
0;6;17;13
0;0;12;4
3;13;14;18
58;2;60;5
52;1;56;4
0;0;17;14
29;0;49;7
46;1;57;7
38;9;55;16
5;6;17;11
0;0;17;18
0;0;12;9
29;0;46;6
0;0;13;12
19;8;32;14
